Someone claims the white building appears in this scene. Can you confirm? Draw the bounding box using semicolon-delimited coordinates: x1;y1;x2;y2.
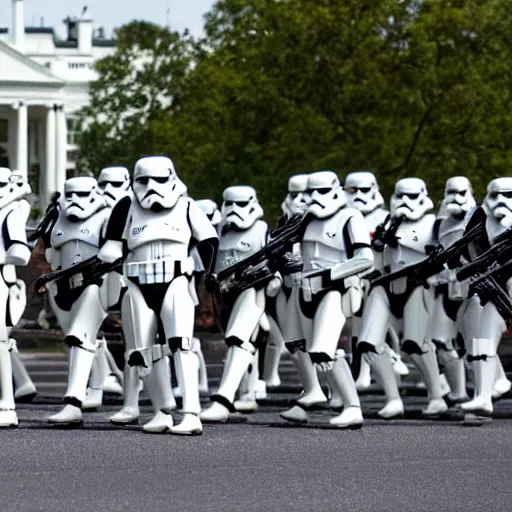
0;0;116;208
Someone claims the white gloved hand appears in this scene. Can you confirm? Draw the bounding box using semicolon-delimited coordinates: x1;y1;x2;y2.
426;274;439;288
266;275;283;297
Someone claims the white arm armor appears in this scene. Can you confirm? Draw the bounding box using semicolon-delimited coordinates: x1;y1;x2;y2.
330;213;373;280
98;240;124;264
5;200;31;266
187;199;219;273
187;199;218;243
330;247;374;280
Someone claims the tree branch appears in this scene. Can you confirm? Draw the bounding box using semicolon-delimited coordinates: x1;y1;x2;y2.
381;104;434;175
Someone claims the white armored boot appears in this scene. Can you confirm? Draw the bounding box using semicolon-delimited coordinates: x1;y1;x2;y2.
10;342;37;402
83;341;108;410
461;338;496;416
492;356;512;400
325;372;344;410
280;349;328;424
235;351;263;412
364;344;404;419
438;348;469;403
193;338;210;395
263;325;283;388
0;340;18;427
327;354;363;429
174;339;209;397
143;356;175;433
110;362;140;424
408;341;448;416
102;346;124;395
201;345;254;423
355;358;372;390
162;356;177;411
390;348;409;377
170;350;203;435
49;346;95;426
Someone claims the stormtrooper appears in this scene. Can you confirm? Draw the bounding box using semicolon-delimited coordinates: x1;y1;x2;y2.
456;178;512;416
171;198;222;400
196;199;222;227
264;175;313;391
98;166;131;208
357;178;447;419
425;177;476;404
0;168;32;427
97;156;218;435
42;176;113;426
345;171;388;234
281;170;373;429
200;186;270;422
344;171;408;390
84;166;132;411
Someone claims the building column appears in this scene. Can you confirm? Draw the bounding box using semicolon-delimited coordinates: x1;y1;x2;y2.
37;118;46;201
14;101;28;178
54;104;67;194
43;104;56;210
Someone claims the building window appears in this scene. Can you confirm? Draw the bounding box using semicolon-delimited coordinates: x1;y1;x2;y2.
0;119;8;143
68;62;93;70
67;117;81;146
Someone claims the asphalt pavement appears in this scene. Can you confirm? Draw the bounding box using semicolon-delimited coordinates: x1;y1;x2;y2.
3;384;512;512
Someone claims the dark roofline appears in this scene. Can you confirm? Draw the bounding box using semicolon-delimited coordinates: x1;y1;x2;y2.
0;27;116;48
92;39;116;47
54;40;76;48
25;27;55;34
55;39;116;48
0;27;54;34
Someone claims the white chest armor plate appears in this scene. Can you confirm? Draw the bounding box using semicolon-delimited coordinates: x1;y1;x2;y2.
125;198;192;251
438;216;465;248
50;209;108;250
301;208;356;271
49;209;109;270
215;221;267;273
384;214;435;272
365;208;389;235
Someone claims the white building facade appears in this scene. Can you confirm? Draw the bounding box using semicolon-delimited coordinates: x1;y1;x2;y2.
0;0;116;208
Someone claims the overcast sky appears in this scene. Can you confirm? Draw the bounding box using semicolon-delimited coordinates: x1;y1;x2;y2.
0;0;216;38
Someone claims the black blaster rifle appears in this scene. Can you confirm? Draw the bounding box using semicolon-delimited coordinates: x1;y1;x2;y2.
371;214;405;253
34;256;124;294
467;261;512;321
27;192;61;243
456;227;512;282
456;228;512;321
207;213;312;293
371;217;486;289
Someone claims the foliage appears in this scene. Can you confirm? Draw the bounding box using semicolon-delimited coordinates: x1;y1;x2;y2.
78;1;512;220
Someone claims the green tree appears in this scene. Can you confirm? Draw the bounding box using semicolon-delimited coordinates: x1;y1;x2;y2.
77;20;194;175
79;1;512;219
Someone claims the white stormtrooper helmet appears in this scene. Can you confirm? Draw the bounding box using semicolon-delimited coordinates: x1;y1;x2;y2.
98;166;131;207
0;168;31;209
220;186;263;230
64;176;106;222
390;178;433;220
281;174;309;217
307;171;346;219
441;176;476;218
133;156;187;212
344;171;384;215
196;199;222;226
483;178;512;224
